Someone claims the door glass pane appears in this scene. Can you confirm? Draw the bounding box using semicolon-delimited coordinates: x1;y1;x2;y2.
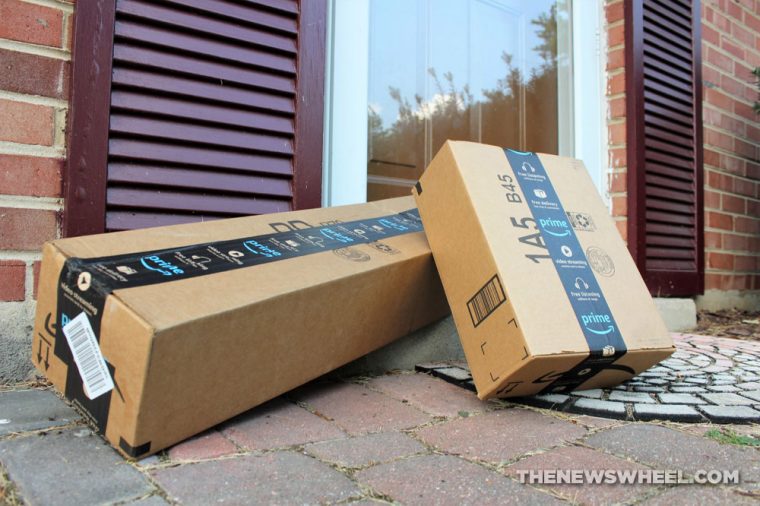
367;0;571;200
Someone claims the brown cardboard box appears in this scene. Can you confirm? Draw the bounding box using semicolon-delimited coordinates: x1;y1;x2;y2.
32;197;448;458
413;141;674;399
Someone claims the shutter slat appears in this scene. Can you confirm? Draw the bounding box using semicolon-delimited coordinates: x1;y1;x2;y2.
108;163;293;198
116;0;297;54
642;30;693;63
644;125;693;151
107;211;224;231
644;138;694;161
646;259;697;271
642;9;692;42
645;162;694;183
107;187;290;215
643;65;693;98
647;0;693;31
162;0;298;33
643;78;693;107
645;173;695;193
646;197;694;216
110;90;294;135
646;247;696;260
647;223;694;238
642;56;693;87
647;234;695;248
642;20;692;53
646;185;696;205
114;20;296;74
644;113;694;140
110;114;293;154
113;44;295;94
646;210;695;227
248;0;299;15
112;68;294;114
645;149;694;173
109;139;292;176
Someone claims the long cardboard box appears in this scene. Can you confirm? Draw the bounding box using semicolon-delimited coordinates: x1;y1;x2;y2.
32;197;448;458
413;141;674;399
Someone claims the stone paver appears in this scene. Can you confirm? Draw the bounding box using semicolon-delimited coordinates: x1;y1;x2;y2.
0;428;152;506
127;496;170;505
222;397;345;450
152;451;361;504
586;424;760;486
641;485;758;505
291;382;431;435
305;431;426;468
425;334;760;424
633;403;702;422
356;454;562;505
698;405;760;423
416;408;587;463
167;429;238;461
0;389;80;436
504;445;651;505
367;372;487;417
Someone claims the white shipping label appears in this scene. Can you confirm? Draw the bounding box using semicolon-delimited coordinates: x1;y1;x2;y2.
61;312;114;400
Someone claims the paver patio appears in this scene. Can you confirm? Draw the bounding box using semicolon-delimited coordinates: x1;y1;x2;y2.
1;335;759;505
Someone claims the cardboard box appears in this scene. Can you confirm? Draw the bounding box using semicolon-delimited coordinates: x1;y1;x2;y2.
413;141;674;399
32;197;448;458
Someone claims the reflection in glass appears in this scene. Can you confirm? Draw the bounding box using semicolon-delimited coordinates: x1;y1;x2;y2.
367;0;571;200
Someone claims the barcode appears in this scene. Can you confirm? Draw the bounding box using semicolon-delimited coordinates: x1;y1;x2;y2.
467;275;506;327
62;312;114;400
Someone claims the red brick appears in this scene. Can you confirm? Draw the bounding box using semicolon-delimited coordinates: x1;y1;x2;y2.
0;99;54;145
608;97;625;120
646;485;759;506
708;252;734;270
726;274;751;290
722;194;746;213
747;161;760;180
720;153;746;176
707;211;733;230
735;101;756;120
735;177;756;197
704;127;734;151
608;23;624;47
609;172;626;192
291;382;430;436
0;155;62;197
705;231;722;248
607;72;625;95
746;10;760;32
611;195;627;217
605;1;624;24
0;207;58;250
735;138;758;160
705;273;724;289
705;46;733;73
608;148;626;168
712;10;733;33
725;0;743;20
356;454;555;505
0;0;63;48
723;233;748;251
0;49;70;100
734;255;756;272
32;260;41;299
367;373;487;418
0;260;26;301
608;122;626;145
614;219;627;242
305;431;426;468
416;408;587;463
702;23;721;46
703;147;721;168
747;199;760;217
747;125;760;147
503;446;650;505
167;430;237;461
606;48;624;71
755;275;760;290
735;216;760;234
705;190;721;209
222;397;345;450
702;64;722;86
707;169;734;192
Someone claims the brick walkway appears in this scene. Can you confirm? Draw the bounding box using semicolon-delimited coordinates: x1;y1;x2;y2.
1;367;759;505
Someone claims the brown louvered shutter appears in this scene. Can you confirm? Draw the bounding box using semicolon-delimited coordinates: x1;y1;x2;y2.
625;0;704;296
64;0;325;235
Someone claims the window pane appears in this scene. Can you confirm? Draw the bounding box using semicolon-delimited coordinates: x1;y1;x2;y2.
367;0;569;200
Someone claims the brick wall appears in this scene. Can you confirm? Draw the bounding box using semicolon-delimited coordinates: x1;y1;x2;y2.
0;0;73;381
604;0;760;310
700;0;760;309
